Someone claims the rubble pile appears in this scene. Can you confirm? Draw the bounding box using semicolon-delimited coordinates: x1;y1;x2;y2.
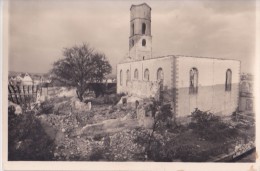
109;128;147;161
233;140;255;158
12;87;254;161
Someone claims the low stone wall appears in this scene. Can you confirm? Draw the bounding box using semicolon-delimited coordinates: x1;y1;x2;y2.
136;103;154;129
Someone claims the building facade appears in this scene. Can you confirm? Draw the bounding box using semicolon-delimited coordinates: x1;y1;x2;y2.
117;3;240;117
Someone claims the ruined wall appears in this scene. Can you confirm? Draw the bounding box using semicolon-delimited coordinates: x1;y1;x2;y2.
117;56;174;98
175;56;240;117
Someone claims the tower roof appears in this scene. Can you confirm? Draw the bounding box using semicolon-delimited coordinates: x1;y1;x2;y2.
130;3;151;10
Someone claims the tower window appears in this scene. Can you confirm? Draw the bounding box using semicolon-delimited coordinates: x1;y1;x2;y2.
189;68;198;94
134;69;138;80
132;24;134;36
142;23;146;34
132;40;134;46
144;69;149;81
142;39;146;46
225;69;232;91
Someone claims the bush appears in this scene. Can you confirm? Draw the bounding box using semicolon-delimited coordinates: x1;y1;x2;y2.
189;108;238;142
8;111;55;160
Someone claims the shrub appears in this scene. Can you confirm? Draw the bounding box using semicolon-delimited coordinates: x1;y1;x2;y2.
189;108;238;142
8;112;55;160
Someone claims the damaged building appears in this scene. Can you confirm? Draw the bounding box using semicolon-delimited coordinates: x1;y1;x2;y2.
117;3;240;118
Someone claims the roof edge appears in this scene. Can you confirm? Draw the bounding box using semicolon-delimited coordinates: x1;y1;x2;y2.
130;3;151;10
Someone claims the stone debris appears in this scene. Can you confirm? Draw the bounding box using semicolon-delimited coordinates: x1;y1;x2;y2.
8;101;22;115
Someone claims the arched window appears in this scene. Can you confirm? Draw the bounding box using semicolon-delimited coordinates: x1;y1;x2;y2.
132;39;134;47
189;68;198;94
144;69;149;81
132;24;135;36
126;69;130;86
134;69;139;80
225;69;232;91
120;70;123;86
142;39;146;46
157;68;163;80
142;23;146;34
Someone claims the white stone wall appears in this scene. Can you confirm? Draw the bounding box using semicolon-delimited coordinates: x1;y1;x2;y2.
175;56;240;116
176;56;240;88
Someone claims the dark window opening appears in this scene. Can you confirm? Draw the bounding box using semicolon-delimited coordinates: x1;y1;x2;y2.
189;68;198;94
157;68;163;81
126;70;130;86
157;68;164;92
132;24;134;36
120;70;123;86
142;39;146;46
144;69;149;81
142;23;146;34
132;40;134;46
225;69;232;91
134;69;138;79
143;56;145;60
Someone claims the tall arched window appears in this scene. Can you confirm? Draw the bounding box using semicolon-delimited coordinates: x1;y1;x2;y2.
134;69;139;80
142;39;146;46
132;40;134;47
157;68;164;92
144;69;149;81
225;69;232;91
126;69;130;86
120;70;123;86
189;68;198;94
142;23;146;34
132;23;134;36
157;68;163;80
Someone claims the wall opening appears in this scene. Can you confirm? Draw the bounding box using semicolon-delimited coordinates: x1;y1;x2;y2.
120;70;123;86
142;39;146;46
225;69;232;91
142;23;146;34
144;69;150;81
132;39;134;47
126;69;130;86
157;68;164;93
132;23;134;36
189;68;198;94
134;69;139;80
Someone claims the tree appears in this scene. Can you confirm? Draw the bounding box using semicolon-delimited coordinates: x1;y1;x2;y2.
51;43;112;101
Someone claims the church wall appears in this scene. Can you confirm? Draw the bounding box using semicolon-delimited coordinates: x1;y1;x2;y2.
175;56;240;117
117;56;174;98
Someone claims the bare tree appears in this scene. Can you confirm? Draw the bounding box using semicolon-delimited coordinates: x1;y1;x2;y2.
51;43;112;101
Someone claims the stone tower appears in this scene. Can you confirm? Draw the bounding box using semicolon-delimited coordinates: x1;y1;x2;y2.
129;3;152;61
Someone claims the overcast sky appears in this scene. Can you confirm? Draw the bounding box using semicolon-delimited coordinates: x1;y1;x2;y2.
8;0;256;74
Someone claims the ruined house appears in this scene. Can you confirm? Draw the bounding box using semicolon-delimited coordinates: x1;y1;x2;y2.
117;3;240;118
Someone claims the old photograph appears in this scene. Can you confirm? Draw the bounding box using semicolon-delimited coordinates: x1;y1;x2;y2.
2;0;258;169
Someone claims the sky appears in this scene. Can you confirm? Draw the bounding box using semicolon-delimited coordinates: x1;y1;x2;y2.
8;0;256;74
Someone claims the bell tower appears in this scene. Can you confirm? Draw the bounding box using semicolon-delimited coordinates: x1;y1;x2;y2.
129;3;152;61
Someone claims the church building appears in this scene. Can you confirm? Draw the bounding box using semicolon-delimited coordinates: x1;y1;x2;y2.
117;3;240;117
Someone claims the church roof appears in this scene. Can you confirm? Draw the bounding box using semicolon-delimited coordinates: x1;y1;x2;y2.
130;3;151;10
